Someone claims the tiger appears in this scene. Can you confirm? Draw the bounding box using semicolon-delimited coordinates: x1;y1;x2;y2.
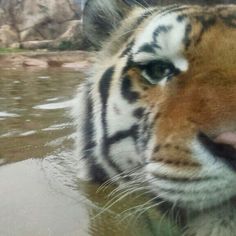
72;0;236;235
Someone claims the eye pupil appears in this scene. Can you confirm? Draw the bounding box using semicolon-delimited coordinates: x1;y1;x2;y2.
140;60;179;85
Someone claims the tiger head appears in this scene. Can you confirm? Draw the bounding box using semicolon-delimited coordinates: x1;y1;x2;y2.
73;0;236;210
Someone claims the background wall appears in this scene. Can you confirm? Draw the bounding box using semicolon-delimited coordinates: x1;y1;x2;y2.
0;0;85;49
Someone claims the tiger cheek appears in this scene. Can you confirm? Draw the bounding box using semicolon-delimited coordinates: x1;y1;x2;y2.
155;69;236;143
125;68;162;106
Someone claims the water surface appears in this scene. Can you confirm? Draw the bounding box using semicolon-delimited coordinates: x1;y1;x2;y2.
0;67;180;236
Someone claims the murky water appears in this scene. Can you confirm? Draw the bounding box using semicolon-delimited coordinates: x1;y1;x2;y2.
0;67;180;236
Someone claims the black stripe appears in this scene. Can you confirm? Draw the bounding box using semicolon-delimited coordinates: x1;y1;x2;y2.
199;132;236;171
137;43;156;54
154;145;160;153
99;66;124;174
219;13;236;28
195;15;216;44
106;125;139;145
152;25;173;49
107;125;141;157
183;23;192;49
139;111;160;152
83;83;96;154
120;40;134;58
100;67;115;136
177;14;187;22
121;75;140;103
89;161;110;184
133;107;145;119
135;10;155;25
121;55;134;75
82;83;109;183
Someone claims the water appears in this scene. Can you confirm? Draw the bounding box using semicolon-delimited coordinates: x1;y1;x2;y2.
0;66;180;236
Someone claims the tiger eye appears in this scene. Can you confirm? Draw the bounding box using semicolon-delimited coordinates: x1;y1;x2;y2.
139;60;180;85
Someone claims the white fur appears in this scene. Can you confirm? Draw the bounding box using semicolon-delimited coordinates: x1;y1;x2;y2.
132;12;189;75
185;206;236;236
145;138;236;210
73;5;236;236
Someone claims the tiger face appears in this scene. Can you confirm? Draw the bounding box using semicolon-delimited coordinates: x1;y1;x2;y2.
73;1;236;211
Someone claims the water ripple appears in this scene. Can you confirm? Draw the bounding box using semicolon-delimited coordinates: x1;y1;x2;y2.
0;111;20;118
33;100;72;110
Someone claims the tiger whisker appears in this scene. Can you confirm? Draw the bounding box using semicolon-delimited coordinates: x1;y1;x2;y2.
98;167;143;194
118;197;165;226
105;182;145;204
93;186;143;219
108;185;148;203
120;193;162;216
131;0;149;10
107;180;143;198
117;192;157;219
128;199;166;228
94;179;151;220
96;165;142;193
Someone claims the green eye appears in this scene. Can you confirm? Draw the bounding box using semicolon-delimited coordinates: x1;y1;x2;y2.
140;60;180;85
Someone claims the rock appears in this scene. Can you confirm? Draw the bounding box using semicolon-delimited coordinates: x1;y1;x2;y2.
0;25;18;48
22;58;48;68
62;61;91;70
9;42;21;49
20;40;54;50
0;51;94;69
20;20;84;50
0;0;84;49
47;60;64;67
59;20;82;42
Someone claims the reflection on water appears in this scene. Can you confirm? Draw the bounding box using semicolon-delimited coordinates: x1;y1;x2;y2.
0;67;181;236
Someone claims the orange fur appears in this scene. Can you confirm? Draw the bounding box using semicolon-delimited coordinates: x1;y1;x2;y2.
126;6;236;168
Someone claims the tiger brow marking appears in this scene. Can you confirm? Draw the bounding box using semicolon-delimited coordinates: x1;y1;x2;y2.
151;24;173;50
219;12;236;28
117;10;156;58
195;14;217;45
119;40;135;58
131;6;194;55
160;5;191;17
177;14;187;22
183;23;192;49
134;9;156;25
99;66;123;174
137;43;157;54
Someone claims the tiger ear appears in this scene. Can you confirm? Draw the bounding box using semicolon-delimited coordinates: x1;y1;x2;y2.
83;0;142;49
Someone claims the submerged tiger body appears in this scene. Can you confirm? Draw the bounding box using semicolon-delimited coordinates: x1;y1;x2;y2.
72;1;236;235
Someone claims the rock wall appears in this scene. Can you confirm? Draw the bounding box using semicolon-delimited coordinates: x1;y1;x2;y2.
0;0;84;49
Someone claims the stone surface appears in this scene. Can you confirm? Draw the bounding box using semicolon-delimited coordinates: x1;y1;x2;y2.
0;0;84;49
0;25;18;47
22;58;48;68
0;51;94;70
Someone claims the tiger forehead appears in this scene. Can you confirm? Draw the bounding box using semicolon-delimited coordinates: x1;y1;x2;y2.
117;5;236;67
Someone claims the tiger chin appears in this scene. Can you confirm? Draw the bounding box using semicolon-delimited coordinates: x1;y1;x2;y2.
72;0;236;235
